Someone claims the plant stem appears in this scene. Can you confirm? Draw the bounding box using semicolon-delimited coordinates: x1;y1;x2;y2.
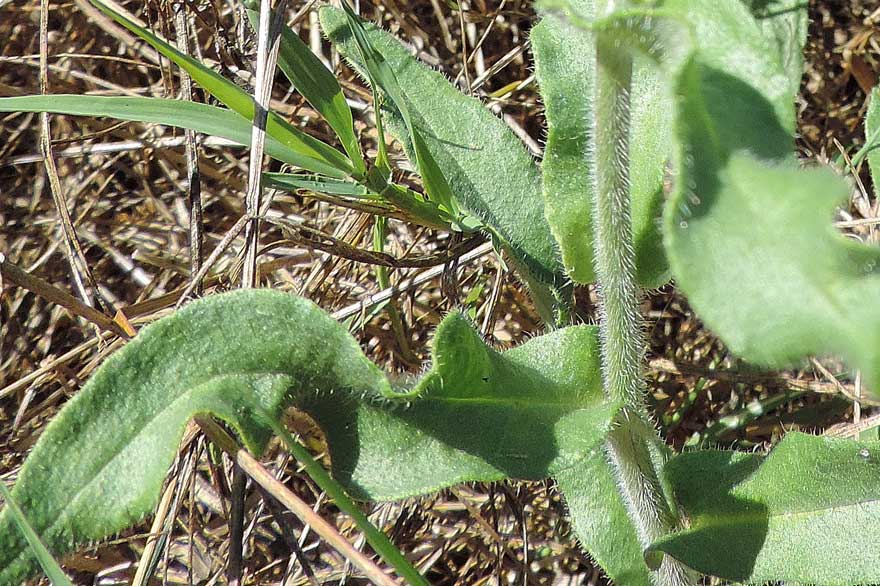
590;2;692;585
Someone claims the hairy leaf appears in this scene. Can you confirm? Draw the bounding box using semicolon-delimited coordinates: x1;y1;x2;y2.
0;290;614;585
555;451;652;586
244;3;366;173
89;0;353;178
745;0;809;99
532;1;671;287
652;432;880;583
866;85;880;199
663;0;797;131
0;485;72;586
319;7;570;322
663;55;880;391
0;96;333;172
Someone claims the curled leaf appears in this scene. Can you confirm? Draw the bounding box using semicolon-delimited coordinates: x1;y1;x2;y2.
0;289;614;585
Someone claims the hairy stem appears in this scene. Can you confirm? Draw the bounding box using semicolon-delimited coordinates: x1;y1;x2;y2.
590;2;692;585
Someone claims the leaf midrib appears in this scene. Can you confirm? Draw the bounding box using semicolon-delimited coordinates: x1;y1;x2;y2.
685;495;880;532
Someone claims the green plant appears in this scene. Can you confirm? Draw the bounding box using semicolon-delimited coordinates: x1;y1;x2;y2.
2;0;880;585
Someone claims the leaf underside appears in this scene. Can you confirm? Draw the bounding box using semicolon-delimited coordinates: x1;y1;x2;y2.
654;432;880;584
318;7;571;321
0;290;615;585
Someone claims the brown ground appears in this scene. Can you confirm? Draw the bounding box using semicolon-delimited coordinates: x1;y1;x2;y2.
1;0;878;584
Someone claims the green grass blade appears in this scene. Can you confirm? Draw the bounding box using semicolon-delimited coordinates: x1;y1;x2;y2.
89;0;353;178
262;173;370;196
338;2;460;219
320;6;571;323
263;416;429;586
244;3;366;174
0;485;73;586
0;289;614;585
652;433;880;583
0;95;342;175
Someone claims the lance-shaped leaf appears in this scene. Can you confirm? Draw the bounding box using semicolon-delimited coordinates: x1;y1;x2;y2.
532;1;671;288
319;7;570;322
244;3;366;173
0;96;332;172
555;451;652;586
88;0;353;178
262;173;370;197
0;289;615;585
338;2;460;219
663;53;880;392
866;85;880;199
652;432;880;584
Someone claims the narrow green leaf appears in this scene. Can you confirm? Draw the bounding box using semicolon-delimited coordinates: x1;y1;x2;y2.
262;172;370;196
663;57;880;392
319;7;571;322
244;4;366;174
0;95;339;174
89;0;353;178
555;451;652;586
652;432;880;584
0;289;614;585
0;485;73;586
532;1;672;287
338;2;460;219
866;85;880;199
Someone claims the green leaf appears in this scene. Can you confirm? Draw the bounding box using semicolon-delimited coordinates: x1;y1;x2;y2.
244;4;366;174
652;432;880;584
663;57;880;392
663;0;797;131
866;84;880;199
0;95;339;174
319;7;571;323
532;1;672;287
338;2;460;219
0;485;72;586
744;0;809;99
0;289;614;585
262;172;370;197
89;0;353;178
556;451;652;586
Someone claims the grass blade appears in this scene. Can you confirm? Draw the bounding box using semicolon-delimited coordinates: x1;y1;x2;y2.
339;2;460;219
0;95;342;175
0;484;72;586
244;2;366;174
263;172;370;196
89;0;354;178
